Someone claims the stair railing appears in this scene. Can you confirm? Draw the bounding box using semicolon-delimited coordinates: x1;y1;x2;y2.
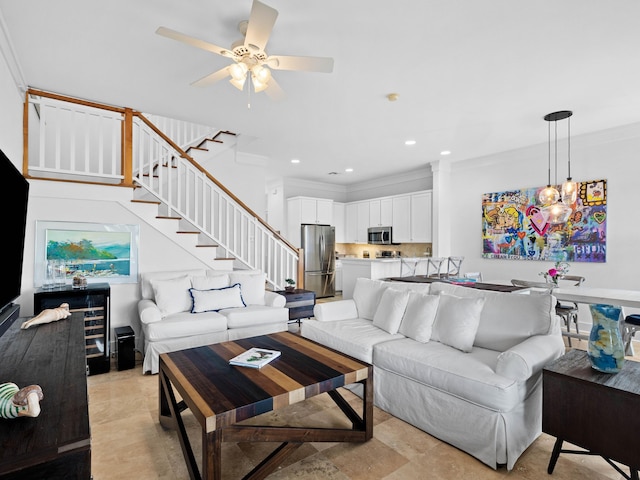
23;88;300;289
132;114;300;288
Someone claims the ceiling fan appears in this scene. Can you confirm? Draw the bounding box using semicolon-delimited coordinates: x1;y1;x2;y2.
156;0;334;100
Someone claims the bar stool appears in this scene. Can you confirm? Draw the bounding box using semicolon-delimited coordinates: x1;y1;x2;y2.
446;256;464;278
623;314;640;356
425;257;446;278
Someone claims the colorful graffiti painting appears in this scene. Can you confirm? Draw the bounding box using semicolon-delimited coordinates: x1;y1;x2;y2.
482;179;607;263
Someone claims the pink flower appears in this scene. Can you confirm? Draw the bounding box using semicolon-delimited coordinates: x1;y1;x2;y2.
548;268;558;277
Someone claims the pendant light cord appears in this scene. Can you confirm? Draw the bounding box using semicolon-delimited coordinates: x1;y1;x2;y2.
547;119;551;186
567;116;571;179
554;119;558;185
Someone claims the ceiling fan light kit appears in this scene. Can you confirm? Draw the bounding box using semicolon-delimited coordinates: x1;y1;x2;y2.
539;110;576;224
156;0;333;99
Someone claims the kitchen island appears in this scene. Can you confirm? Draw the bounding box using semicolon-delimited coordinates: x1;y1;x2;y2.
340;257;430;298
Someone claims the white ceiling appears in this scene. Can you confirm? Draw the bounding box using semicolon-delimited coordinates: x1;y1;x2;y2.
2;0;640;185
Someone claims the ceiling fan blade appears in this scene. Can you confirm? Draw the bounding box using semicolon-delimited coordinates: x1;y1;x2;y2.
191;67;231;87
266;55;334;73
264;77;285;101
156;26;230;57
244;0;278;52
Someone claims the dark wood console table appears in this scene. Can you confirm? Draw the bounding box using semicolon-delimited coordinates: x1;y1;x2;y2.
385;276;526;293
0;312;91;479
543;349;639;480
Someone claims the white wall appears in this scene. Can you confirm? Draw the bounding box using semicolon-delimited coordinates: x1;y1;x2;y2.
444;123;640;328
198;149;269;219
0;37;22;168
23;181;215;349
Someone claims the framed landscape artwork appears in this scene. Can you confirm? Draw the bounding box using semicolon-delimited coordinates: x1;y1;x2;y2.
35;221;140;286
482;179;607;263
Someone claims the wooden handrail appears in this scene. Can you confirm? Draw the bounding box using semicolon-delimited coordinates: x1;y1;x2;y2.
27;88;127;114
23;87;301;258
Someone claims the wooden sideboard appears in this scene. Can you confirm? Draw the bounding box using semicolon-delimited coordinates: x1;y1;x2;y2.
0;311;91;479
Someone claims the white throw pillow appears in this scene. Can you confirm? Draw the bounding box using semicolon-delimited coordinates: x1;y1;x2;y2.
398;292;440;343
373;288;410;334
191;274;230;290
431;293;485;352
189;284;245;313
352;278;386;320
228;272;266;305
150;275;192;316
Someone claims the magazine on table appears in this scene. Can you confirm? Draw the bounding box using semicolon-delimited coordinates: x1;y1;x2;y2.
229;347;281;368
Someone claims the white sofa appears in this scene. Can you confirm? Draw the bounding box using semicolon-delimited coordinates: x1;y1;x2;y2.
301;278;565;470
137;268;288;374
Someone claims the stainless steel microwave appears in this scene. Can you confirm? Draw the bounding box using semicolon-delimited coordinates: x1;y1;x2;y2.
368;226;393;245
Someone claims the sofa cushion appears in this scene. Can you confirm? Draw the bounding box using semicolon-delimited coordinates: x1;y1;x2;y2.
144;310;228;341
141;269;206;300
191;274;230;290
430;283;557;351
301;318;403;364
373;338;523;412
382;281;432;295
373;288;410;334
219;305;288;329
189;284;245;313
353;278;386;320
150;275;192;316
431;294;485;353
398;292;440;343
229;271;266;306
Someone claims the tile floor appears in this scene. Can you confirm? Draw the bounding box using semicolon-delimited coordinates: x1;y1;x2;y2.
88;328;638;480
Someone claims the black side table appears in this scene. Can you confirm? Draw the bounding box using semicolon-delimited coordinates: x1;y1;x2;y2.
275;289;316;324
543;349;639;480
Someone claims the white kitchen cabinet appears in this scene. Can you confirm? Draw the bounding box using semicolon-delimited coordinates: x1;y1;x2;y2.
411;191;432;242
296;197;332;224
287;196;334;247
340;189;432;244
369;198;393;227
345;203;358;243
392;195;411;243
333;202;346;243
356;202;370;243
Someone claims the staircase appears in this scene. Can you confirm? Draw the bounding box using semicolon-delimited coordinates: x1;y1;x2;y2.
24;88;299;289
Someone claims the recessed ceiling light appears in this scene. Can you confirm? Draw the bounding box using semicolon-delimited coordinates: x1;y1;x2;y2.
440;150;451;156
405;140;416;146
291;159;300;164
345;168;353;173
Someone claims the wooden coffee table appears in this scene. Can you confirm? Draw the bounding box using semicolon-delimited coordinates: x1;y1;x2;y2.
158;332;373;480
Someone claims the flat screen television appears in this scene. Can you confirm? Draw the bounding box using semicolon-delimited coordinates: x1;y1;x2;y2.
0;147;29;336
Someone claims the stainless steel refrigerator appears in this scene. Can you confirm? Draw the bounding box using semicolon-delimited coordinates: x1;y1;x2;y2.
301;224;335;298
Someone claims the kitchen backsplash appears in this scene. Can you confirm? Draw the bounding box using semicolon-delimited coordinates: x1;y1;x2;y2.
336;243;432;258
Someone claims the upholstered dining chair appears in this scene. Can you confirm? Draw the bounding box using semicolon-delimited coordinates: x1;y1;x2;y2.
555;275;585;347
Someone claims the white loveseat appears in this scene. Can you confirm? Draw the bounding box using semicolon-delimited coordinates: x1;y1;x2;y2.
137;268;288;374
301;278;565;470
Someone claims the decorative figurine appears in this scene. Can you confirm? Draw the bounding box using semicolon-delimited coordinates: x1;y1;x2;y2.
21;303;71;329
0;383;44;419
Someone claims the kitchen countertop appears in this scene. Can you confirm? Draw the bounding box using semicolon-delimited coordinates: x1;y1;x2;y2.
340;257;431;262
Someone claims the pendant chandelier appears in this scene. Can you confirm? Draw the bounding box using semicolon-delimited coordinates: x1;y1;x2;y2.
539;110;576;224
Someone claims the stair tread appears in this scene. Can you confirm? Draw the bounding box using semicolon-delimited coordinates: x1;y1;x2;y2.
156;215;181;220
131;199;161;205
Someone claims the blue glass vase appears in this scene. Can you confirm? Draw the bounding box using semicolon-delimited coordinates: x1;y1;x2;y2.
587;304;625;373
